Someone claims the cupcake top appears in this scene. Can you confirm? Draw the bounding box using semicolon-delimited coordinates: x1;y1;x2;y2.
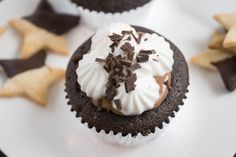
76;23;174;116
71;0;152;13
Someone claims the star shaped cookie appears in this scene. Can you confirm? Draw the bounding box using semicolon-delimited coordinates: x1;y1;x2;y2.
0;66;65;106
10;19;69;58
214;13;236;50
191;13;236;91
24;0;80;35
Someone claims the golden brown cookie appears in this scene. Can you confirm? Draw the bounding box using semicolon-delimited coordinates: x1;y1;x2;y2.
0;66;65;106
191;49;235;70
223;24;236;49
208;31;236;52
10;19;69;58
214;13;236;30
208;31;226;49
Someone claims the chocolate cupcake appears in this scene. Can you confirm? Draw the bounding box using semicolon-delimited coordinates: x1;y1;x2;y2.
65;23;189;145
70;0;153;29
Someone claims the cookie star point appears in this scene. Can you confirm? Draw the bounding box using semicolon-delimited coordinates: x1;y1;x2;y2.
0;26;5;35
10;19;69;58
214;13;236;30
0;66;65;106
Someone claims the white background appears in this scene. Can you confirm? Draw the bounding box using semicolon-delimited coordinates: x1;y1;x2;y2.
0;0;236;157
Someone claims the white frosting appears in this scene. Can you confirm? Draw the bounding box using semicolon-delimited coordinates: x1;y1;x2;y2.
76;23;174;116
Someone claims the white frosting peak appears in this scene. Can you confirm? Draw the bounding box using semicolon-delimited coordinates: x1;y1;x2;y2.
76;23;174;116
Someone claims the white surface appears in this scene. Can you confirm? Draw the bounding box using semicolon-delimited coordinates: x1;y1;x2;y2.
0;0;236;157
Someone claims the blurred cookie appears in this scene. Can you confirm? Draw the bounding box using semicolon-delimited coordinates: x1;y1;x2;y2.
191;13;236;92
214;13;236;30
10;19;69;58
0;26;5;35
0;66;65;106
223;24;236;49
191;49;235;70
208;30;236;52
208;31;225;49
24;0;80;35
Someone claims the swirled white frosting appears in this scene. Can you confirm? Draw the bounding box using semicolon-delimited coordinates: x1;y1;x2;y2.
76;23;174;116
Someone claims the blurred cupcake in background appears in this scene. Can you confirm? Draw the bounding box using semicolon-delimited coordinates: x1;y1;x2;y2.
70;0;154;29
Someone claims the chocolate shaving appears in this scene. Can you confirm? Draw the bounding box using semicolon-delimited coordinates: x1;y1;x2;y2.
119;60;132;67
153;58;159;62
144;38;148;41
136;54;149;63
108;33;125;53
108;33;123;43
139;50;156;55
120;42;134;53
95;58;106;63
131;32;138;43
109;42;118;53
121;30;132;35
121;42;135;61
127;51;135;61
129;63;141;71
114;99;122;110
125;74;137;93
137;33;143;44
